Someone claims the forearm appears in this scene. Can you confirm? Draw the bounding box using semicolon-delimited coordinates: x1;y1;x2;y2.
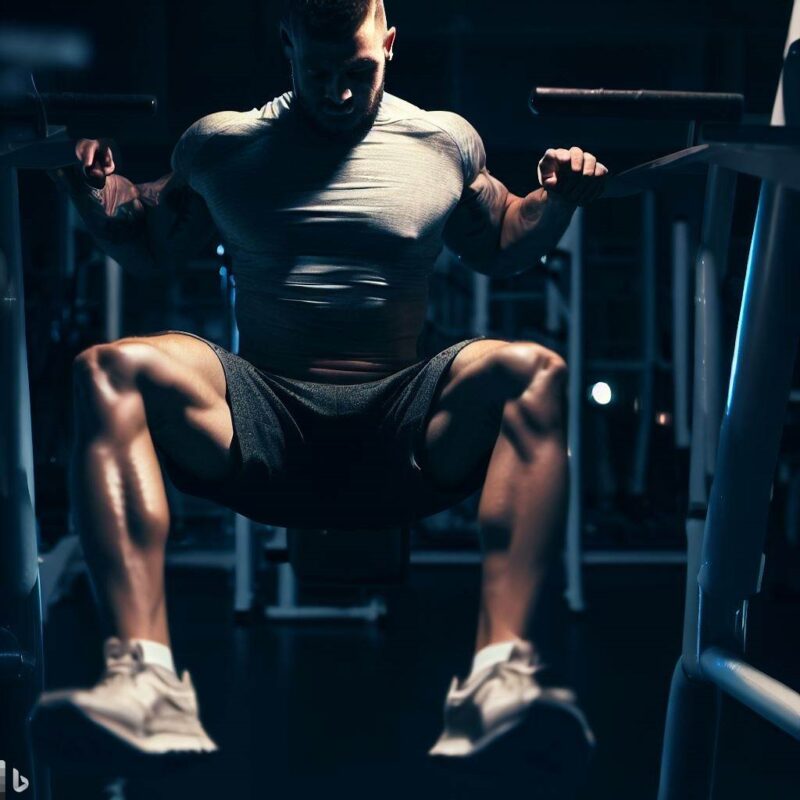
447;142;603;279
49;167;161;278
493;190;577;277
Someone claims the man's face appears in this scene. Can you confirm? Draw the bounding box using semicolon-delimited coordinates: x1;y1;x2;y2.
283;11;395;140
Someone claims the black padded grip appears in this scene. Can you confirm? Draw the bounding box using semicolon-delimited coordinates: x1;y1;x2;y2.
529;88;744;122
39;93;157;118
1;93;157;120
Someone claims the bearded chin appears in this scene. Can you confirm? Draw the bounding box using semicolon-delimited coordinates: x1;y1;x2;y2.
293;73;386;144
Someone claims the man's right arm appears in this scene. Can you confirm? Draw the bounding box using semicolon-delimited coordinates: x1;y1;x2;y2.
49;140;216;278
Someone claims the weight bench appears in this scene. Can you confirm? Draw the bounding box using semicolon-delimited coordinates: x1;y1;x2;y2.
234;521;409;623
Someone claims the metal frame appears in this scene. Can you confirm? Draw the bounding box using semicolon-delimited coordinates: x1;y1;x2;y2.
0;127;75;800
556;195;685;612
562;210;586;611
672;219;692;449
658;6;800;796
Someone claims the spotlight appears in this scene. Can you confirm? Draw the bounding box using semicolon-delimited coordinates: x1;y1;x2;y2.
216;243;225;256
589;381;613;406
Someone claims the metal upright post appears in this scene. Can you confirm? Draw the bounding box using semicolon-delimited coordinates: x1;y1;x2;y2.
233;512;257;616
0;165;46;798
104;256;123;342
672;219;691;449
562;209;585;612
657;206;727;800
0;167;39;599
698;177;800;651
630;191;657;496
472;272;490;336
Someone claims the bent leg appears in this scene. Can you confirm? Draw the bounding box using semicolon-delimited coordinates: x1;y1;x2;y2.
420;340;568;651
71;333;235;645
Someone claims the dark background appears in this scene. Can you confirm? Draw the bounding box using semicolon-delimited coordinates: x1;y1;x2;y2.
6;2;800;799
12;0;794;165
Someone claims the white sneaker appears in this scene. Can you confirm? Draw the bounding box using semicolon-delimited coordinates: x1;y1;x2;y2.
429;640;595;790
33;638;217;770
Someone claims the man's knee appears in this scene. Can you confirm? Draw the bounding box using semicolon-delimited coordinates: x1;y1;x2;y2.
72;341;158;427
74;340;156;390
490;342;568;433
490;342;567;394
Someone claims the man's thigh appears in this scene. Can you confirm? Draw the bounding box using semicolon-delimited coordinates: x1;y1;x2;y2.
419;339;510;489
90;332;235;482
420;338;569;490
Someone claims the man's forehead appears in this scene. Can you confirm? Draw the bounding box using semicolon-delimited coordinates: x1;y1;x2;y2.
295;17;381;63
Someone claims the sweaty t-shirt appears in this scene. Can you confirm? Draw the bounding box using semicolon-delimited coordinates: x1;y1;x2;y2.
171;91;489;381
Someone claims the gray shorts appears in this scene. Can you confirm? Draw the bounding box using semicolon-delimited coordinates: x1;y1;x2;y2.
151;332;493;529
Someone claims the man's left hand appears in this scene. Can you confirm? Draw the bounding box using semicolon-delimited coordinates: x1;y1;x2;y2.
537;147;608;207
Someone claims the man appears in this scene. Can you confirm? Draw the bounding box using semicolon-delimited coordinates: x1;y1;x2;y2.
35;0;608;785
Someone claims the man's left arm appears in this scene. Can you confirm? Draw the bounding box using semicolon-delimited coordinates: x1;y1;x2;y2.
444;146;608;278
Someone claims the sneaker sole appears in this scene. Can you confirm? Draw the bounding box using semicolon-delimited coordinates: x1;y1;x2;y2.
32;702;218;776
430;699;594;794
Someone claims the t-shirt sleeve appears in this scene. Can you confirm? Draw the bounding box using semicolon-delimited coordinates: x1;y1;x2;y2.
170;119;203;181
170;115;215;182
170;108;267;185
433;113;510;266
428;111;488;187
169;111;243;183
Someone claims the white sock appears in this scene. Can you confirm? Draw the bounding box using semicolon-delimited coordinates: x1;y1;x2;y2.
469;640;517;678
128;639;177;674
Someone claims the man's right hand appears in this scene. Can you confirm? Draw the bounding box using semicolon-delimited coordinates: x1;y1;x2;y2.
76;138;116;189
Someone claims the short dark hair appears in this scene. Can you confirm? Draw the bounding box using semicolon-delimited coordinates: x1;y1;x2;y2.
283;0;383;37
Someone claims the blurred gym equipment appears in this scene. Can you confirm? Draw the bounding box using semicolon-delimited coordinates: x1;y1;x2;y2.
0;25;156;799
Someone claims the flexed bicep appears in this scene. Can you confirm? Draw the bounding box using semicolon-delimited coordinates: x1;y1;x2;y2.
443;169;512;268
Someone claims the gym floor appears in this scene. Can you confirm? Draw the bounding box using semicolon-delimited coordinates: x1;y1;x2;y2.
43;538;800;800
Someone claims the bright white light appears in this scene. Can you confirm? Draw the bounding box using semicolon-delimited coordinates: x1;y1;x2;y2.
216;244;225;256
590;382;613;406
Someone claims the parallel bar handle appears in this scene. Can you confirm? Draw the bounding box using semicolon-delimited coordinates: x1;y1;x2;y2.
1;93;157;120
39;93;157;116
701;647;800;741
529;87;744;122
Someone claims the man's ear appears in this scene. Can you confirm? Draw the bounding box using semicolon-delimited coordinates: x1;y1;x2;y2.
384;26;397;61
280;24;294;60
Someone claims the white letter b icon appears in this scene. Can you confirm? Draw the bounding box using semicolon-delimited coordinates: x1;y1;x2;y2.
12;768;28;793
